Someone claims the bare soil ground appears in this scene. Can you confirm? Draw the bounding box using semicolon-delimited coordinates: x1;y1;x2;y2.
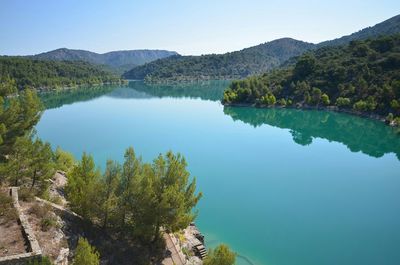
0;189;28;258
19;200;69;261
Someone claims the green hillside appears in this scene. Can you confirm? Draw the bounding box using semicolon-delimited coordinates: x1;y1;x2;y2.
0;57;121;90
222;34;400;124
122;38;315;82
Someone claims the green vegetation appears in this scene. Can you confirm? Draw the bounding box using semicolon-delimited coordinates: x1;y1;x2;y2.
73;238;100;265
204;244;236;265
123;38;314;82
0;57;121;90
66;147;202;244
223;34;400;125
28;256;53;265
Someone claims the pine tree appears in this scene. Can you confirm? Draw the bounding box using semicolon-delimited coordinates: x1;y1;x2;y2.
73;238;99;265
204;244;236;265
66;153;101;219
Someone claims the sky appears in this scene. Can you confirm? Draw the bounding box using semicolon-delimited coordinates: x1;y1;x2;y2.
0;0;399;56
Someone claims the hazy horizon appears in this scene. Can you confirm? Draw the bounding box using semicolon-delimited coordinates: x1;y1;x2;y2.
1;0;399;56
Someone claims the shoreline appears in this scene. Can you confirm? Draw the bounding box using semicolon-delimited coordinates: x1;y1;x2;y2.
223;102;399;128
35;80;127;92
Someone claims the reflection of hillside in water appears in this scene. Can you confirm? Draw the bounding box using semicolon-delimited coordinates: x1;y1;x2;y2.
40;85;116;110
127;80;231;101
40;80;230;110
224;106;400;160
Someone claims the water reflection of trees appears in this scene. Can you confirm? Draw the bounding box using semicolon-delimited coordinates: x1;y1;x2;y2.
40;85;116;110
127;80;231;101
224;106;400;160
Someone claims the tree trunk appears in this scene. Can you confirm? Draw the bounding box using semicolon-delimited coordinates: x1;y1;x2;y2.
30;169;37;190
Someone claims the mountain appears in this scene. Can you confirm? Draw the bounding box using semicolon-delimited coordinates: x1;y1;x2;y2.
318;14;400;47
123;14;400;82
122;38;315;82
31;48;178;74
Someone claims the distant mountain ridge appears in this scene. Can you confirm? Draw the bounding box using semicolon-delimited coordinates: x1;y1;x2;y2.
123;14;400;82
122;38;315;81
318;14;400;47
31;48;178;74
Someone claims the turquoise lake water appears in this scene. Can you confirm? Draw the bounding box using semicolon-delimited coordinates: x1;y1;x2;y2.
36;81;400;265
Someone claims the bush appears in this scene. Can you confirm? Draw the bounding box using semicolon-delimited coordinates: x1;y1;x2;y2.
204;244;236;265
73;238;100;265
29;203;52;219
40;216;57;231
19;187;35;202
321;93;330;105
353;100;368;111
336;97;351;107
28;256;53;265
0;192;17;224
49;195;63;205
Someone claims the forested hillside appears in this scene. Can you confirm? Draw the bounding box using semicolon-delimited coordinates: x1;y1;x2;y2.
32;48;178;74
123;15;400;83
122;38;315;82
0;57;121;90
223;34;400;124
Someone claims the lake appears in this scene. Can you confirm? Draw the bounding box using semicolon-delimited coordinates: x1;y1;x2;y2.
36;81;400;265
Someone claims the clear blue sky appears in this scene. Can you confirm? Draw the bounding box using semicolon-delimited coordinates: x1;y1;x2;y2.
0;0;399;56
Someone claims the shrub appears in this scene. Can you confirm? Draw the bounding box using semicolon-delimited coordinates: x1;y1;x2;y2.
29;203;52;219
73;238;100;265
28;256;53;265
0;192;17;224
40;216;57;231
278;98;287;106
353;100;368;111
336;97;351;107
321;93;330;105
19;187;35;202
204;244;236;265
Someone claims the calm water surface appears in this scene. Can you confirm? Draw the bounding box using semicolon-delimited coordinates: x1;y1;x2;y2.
37;81;400;265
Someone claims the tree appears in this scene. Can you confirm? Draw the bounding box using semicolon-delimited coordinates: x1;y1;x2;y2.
1;137;32;186
100;160;121;228
141;151;202;243
294;54;316;78
353;100;368;111
66;153;101;219
73;238;99;265
30;139;55;193
54;147;75;172
321;93;330;105
204;244;236;265
335;97;351;107
311;87;322;105
0;78;42;160
119;147;141;227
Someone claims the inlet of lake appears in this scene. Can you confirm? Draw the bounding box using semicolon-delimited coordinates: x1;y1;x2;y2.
36;80;400;265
